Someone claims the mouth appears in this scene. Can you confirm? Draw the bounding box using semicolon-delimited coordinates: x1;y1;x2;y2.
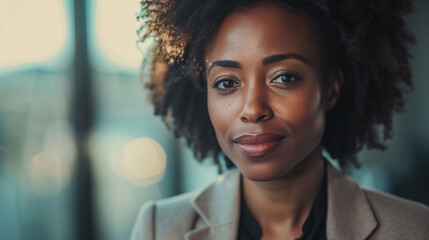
233;133;285;157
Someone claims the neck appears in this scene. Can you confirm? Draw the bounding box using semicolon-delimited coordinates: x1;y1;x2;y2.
241;146;325;235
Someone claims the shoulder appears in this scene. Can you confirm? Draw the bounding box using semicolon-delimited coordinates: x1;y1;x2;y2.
327;163;429;239
130;191;198;240
130;170;240;240
156;191;198;218
363;189;429;238
364;189;429;219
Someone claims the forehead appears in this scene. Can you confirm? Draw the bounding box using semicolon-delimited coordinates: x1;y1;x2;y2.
205;4;323;67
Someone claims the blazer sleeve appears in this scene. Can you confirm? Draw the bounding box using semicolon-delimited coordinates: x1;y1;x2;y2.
130;201;156;240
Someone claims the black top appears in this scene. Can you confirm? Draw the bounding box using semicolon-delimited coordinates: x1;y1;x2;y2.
237;163;327;240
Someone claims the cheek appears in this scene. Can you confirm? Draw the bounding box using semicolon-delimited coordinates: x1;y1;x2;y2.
207;93;234;137
207;94;232;155
300;90;326;140
276;86;326;137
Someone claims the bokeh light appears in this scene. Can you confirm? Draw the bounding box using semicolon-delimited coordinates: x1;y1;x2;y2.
27;121;76;197
28;152;73;197
0;0;67;68
94;0;142;68
108;137;132;179
122;138;166;187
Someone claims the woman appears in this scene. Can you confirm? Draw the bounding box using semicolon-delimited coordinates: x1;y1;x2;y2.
131;0;429;239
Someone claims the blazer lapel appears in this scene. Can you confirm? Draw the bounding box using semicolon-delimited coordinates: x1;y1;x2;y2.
186;163;378;240
326;164;378;240
186;170;241;240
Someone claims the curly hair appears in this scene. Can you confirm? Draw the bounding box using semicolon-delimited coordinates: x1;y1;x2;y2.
137;0;414;172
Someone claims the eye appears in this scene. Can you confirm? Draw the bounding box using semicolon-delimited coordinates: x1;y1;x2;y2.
213;79;240;90
271;72;301;85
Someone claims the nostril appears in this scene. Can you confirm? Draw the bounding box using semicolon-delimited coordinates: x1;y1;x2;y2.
257;115;268;122
256;115;267;122
240;113;270;123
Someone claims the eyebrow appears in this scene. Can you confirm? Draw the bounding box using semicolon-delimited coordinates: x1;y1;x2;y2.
207;60;241;74
262;53;309;66
207;53;309;75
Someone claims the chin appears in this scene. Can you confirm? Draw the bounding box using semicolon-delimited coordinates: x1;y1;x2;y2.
237;160;296;182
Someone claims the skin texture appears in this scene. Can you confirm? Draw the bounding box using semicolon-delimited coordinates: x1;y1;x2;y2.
205;4;343;240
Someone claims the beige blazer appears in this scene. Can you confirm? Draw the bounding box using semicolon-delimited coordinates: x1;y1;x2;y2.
131;164;429;240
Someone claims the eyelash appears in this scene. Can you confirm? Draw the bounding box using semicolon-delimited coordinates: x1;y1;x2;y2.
212;72;302;91
213;79;240;91
270;72;302;86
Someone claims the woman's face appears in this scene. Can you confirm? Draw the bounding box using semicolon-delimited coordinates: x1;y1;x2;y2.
205;4;340;181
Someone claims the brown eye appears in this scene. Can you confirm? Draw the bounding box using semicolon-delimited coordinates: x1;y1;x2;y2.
271;73;301;84
214;79;240;90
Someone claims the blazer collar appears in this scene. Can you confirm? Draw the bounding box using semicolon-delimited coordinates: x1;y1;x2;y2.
187;170;241;240
187;163;378;240
326;163;378;239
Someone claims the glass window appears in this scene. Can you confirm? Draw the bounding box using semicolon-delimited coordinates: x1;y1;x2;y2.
0;0;74;240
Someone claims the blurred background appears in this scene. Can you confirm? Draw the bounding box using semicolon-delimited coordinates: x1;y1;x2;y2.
0;0;428;239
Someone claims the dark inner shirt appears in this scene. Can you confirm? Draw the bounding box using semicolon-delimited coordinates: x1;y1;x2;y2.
237;162;327;240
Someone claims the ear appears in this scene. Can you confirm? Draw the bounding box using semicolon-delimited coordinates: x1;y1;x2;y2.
326;67;343;111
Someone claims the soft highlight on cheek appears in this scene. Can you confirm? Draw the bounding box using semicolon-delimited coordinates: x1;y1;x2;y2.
207;90;240;161
207;93;228;138
209;113;232;161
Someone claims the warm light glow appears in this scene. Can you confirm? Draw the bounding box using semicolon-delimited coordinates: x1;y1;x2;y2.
94;0;143;68
28;152;72;197
122;138;166;187
27;122;76;197
109;137;132;179
0;0;67;68
43;122;77;166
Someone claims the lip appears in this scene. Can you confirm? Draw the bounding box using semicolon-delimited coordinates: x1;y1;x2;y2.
233;133;285;157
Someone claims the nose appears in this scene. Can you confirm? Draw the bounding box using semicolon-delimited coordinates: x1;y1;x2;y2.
240;85;273;123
